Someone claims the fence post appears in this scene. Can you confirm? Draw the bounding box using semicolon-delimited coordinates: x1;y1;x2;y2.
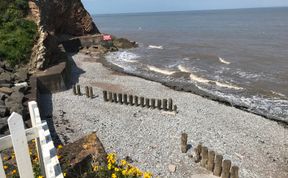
8;113;34;178
145;98;150;108
168;98;173;111
157;99;162;110
89;87;93;98
85;86;89;98
151;99;156;109
207;150;215;171
140;97;145;107
72;85;77;95
118;93;123;104
123;94;128;105
77;85;81;95
0;155;6;178
134;96;139;106
163;99;168;111
221;160;231;178
180;133;188;153
200;146;208;167
108;92;113;102
129;95;133;105
230;165;239;178
174;105;177;112
213;154;223;176
194;144;202;163
113;93;118;103
103;91;108;102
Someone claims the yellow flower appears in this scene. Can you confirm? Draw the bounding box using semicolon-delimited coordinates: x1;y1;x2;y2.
120;160;127;166
12;169;17;174
57;155;62;159
63;172;67;177
122;169;128;176
57;145;63;149
143;172;153;178
93;165;99;171
114;167;120;172
107;163;112;170
38;176;44;178
3;165;8;170
111;173;117;178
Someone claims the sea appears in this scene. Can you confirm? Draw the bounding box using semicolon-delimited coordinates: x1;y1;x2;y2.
93;7;288;123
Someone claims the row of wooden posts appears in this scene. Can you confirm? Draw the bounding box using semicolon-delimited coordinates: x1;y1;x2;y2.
103;90;177;112
181;133;239;178
73;85;94;98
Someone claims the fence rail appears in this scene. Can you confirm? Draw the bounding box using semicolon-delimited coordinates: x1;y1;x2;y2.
0;101;63;178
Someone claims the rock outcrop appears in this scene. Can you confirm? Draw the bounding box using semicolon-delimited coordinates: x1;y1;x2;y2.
28;0;100;70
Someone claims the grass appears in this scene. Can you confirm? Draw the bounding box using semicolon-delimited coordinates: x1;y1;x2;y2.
0;0;37;66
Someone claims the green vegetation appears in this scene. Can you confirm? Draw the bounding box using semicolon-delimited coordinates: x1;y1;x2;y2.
0;0;37;66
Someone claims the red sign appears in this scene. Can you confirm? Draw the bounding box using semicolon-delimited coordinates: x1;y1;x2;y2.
103;34;112;41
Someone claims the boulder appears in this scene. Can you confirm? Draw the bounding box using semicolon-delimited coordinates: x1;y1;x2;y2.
113;38;138;49
0;87;14;95
0;106;8;117
58;132;107;178
0;72;13;83
14;68;28;82
5;91;24;115
0;117;8;134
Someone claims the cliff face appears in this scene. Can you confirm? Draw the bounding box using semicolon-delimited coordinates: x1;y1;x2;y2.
28;0;100;70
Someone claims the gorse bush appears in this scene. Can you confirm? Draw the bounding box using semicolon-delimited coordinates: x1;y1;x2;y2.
0;0;37;66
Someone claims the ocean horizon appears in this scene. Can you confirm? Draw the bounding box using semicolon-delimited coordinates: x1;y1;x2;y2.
93;7;288;123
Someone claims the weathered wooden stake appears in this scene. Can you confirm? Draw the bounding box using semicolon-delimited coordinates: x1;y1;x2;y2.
157;99;162;110
200;146;208;167
194;144;202;163
128;95;133;105
108;92;113;102
163;99;168;111
134;96;139;106
85;86;89;98
213;154;223;176
73;85;77;95
151;99;156;109
77;85;81;95
145;98;150;108
89;87;93;98
174;105;177;112
207;150;215;171
123;94;128;105
140;97;145;107
103;91;108;102
168;98;173;111
221;160;231;178
230;165;239;178
113;93;118;103
180;133;188;153
118;93;123;104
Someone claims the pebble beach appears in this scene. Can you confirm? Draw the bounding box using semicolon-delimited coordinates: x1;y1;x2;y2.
39;53;288;178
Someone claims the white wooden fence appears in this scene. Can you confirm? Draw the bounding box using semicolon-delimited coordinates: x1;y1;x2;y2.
0;101;63;178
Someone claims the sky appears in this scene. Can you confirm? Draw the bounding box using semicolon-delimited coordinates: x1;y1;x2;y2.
82;0;288;14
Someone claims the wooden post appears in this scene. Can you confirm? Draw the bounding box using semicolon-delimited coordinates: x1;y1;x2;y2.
200;146;208;167
194;144;202;163
151;99;156;109
108;92;113;102
103;91;108;102
77;85;81;95
207;150;215;171
89;87;93;98
72;85;77;95
157;99;162;110
134;96;139;106
230;166;239;178
123;94;128;105
145;98;150;108
129;95;133;105
140;97;145;107
118;93;123;104
174;105;177;112
221;160;231;178
113;93;118;103
168;98;173;111
213;154;223;176
180;133;188;153
85;86;89;98
163;99;168;111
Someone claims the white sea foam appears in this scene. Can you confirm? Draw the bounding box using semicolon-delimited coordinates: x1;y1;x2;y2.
148;45;164;49
147;65;176;75
219;57;231;65
116;51;139;63
271;90;286;97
